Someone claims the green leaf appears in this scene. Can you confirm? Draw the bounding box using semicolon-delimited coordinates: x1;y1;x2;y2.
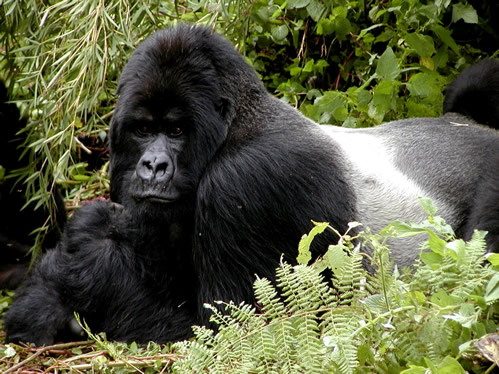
484;273;499;304
421;251;443;266
271;25;289;42
306;0;325;22
302;59;314;73
72;174;91;182
308;91;346;124
405;32;436;57
419;196;438;216
400;366;426;374
487;253;499;266
287;0;310;9
324;243;350;275
435;356;466;373
406;73;442;98
432;24;460;54
297;222;329;264
380;221;427;238
431;290;459;307
452;3;478;24
376;47;400;81
317;18;335;35
427;231;447;256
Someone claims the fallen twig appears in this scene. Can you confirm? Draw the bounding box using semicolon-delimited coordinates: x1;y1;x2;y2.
4;341;93;374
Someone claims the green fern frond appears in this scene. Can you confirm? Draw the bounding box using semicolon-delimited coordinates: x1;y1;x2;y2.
277;262;330;314
254;276;287;319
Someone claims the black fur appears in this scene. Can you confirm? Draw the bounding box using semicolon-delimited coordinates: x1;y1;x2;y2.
4;26;499;345
443;59;499;250
444;59;499;130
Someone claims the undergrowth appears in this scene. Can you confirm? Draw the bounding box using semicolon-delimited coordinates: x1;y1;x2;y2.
1;198;498;373
173;198;499;373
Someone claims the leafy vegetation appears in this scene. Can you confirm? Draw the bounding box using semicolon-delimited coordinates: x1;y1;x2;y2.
173;198;499;373
1;199;498;372
1;0;498;236
1;0;499;372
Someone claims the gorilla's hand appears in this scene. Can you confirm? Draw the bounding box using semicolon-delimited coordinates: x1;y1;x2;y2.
61;200;139;252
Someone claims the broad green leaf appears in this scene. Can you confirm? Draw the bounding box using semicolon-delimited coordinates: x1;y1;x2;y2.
405;32;436;57
487;253;499;266
306;0;325;22
436;356;466;373
380;221;427;238
419;196;438;216
287;0;310;9
427;231;447;256
376;47;400;81
297;222;329;264
452;3;478;24
309;91;346;124
324;243;349;275
446;239;466;263
406;73;442;98
432;24;460;54
334;17;351;41
431;290;459;307
400;366;426;374
317;18;335;35
271;25;289;42
484;273;499;304
302;59;314;73
421;251;443;266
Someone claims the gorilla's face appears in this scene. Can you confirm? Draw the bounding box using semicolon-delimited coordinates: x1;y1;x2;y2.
118;104;189;205
109;32;230;210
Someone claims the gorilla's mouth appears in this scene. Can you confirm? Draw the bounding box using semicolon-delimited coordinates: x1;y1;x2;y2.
130;174;181;204
133;193;178;204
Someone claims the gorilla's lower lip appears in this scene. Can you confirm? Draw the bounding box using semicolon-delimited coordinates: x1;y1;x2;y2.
133;194;177;203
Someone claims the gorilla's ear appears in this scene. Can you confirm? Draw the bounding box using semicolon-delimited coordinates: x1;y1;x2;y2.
217;97;231;119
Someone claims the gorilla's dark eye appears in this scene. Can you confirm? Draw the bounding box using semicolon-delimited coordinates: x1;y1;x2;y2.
136;124;153;136
169;126;183;137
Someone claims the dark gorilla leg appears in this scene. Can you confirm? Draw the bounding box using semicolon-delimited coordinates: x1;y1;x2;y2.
3;202;122;345
4;250;78;345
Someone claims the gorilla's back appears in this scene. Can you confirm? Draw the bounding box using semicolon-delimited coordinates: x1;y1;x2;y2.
319;114;499;266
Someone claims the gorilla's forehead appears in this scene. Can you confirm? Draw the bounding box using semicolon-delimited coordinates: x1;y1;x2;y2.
120;104;185;124
119;56;218;113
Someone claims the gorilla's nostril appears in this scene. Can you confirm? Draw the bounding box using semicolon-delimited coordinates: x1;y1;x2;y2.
137;153;172;182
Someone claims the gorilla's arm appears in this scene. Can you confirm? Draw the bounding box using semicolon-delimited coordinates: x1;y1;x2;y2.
4;201;128;345
5;200;200;345
4;250;76;345
193;125;356;315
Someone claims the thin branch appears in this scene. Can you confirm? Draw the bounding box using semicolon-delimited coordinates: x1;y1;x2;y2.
4;341;93;374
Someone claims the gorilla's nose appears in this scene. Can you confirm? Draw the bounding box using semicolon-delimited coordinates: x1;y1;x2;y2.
136;153;173;183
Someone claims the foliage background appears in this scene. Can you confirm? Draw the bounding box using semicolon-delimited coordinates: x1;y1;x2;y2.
1;0;498;236
1;0;499;372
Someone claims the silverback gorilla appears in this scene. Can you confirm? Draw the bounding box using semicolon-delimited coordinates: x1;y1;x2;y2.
5;25;499;345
